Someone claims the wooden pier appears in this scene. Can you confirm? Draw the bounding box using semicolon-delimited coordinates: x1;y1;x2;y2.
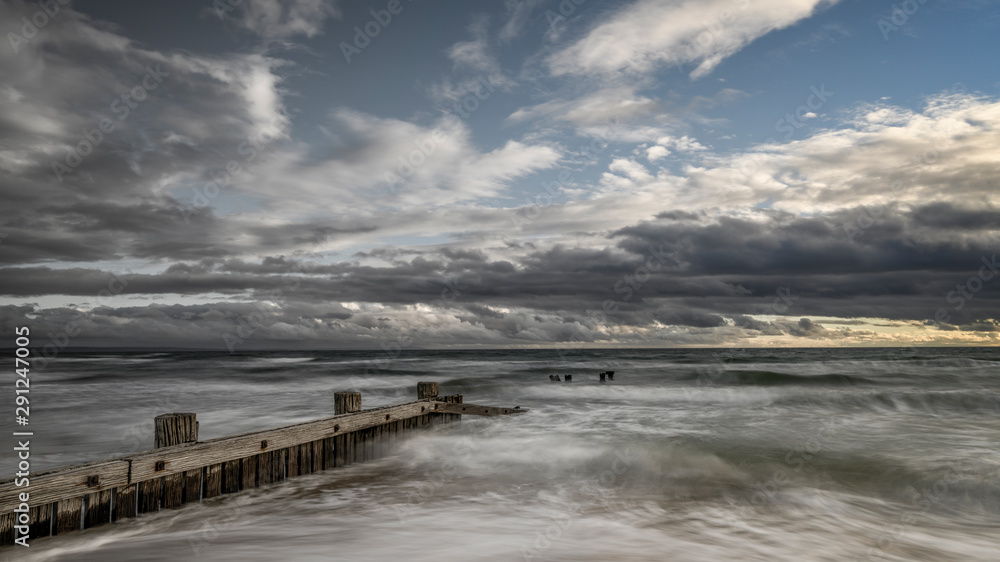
0;382;523;547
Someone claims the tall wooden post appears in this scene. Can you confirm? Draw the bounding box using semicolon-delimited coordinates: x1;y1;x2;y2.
155;413;199;448
335;392;362;414
151;413;200;512
334;392;361;467
417;382;438;399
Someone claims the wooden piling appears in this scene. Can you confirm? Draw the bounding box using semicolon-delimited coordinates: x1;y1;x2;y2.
154;413;198;449
335;392;362;415
417;382;439;399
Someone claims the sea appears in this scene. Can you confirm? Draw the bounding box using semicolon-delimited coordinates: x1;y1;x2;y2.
6;347;1000;561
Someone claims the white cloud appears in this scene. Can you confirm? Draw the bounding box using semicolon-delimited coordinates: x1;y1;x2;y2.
508;86;661;126
547;0;839;80
231;0;340;39
647;145;670;162
594;93;1000;214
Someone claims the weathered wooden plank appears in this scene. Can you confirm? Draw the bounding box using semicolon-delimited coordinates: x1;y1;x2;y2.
113;484;136;521
258;452;272;485
333;435;345;467
0;460;129;513
272;449;286;482
54;497;82;535
287;445;300;477
435;403;526;416
84;489;114;528
184;469;202;503
127;401;432;482
241;456;257;490
204;464;222;499
311;440;324;473
323;437;335;470
138;478;161;514
0;511;13;546
29;503;51;539
163;473;185;509
222;460;241;494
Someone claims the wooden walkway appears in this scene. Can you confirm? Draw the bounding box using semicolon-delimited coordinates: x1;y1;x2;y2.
0;382;523;546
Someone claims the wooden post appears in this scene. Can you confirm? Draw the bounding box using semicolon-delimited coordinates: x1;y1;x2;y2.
154;413;198;449
151;413;199;511
417;382;438;399
335;392;362;415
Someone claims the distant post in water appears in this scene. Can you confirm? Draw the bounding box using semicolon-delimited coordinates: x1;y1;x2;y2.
335;392;362;415
417;381;439;399
599;372;606;383
564;375;572;382
154;413;198;448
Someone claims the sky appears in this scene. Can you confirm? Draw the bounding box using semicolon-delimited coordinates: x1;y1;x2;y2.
1;0;999;350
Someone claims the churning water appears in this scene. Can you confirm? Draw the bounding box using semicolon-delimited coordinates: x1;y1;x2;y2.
8;348;1000;561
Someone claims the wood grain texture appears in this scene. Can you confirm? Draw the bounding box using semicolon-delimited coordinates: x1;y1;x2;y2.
0;460;129;513
127;401;432;482
185;469;202;503
0;512;13;546
154;413;198;448
163;474;185;509
334;392;362;415
29;503;51;539
204;464;222;499
223;460;241;494
84;489;113;528
54;497;82;535
435;403;526;417
138;478;161;514
241;456;257;490
113;484;136;521
287;444;300;477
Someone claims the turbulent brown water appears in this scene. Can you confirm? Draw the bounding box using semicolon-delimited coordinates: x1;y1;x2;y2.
7;348;1000;561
